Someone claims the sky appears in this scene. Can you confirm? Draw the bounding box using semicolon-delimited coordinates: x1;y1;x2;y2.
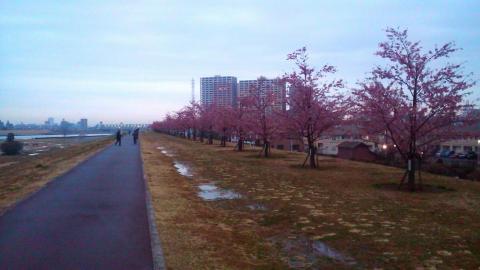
1;0;479;125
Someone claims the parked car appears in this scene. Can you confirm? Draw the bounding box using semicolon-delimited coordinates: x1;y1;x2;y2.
436;150;455;158
465;151;478;160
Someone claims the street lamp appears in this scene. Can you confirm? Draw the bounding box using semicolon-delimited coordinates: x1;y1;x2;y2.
382;144;388;160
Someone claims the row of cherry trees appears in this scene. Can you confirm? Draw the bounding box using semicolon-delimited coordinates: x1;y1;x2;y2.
152;46;347;168
152;28;476;191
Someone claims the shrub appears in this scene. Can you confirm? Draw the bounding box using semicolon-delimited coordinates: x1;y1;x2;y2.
466;169;480;181
423;163;453;177
424;162;475;179
1;141;23;155
6;133;14;142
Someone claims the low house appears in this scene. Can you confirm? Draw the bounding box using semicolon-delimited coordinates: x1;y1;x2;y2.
271;138;304;152
313;125;379;155
437;138;480;154
337;142;377;162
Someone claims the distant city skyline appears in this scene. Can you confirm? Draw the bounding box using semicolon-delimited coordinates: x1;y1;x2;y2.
1;1;479;124
0;116;149;126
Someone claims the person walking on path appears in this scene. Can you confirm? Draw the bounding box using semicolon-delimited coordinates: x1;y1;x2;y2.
115;129;122;146
133;128;139;144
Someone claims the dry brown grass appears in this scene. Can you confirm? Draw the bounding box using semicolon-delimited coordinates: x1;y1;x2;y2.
0;138;112;213
141;134;285;270
142;132;480;269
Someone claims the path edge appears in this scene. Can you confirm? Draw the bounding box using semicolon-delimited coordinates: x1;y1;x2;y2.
139;139;167;270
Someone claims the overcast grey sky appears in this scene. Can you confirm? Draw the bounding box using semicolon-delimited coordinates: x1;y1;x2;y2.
1;0;478;124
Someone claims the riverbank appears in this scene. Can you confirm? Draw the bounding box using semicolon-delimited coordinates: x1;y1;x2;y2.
0;133;113;140
141;132;480;269
0;129;51;136
0;137;112;213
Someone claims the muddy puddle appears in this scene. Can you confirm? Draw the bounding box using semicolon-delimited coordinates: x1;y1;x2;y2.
272;235;357;268
173;161;193;177
198;183;241;201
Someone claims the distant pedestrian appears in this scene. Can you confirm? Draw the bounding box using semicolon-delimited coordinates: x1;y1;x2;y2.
133;128;139;144
115;129;122;146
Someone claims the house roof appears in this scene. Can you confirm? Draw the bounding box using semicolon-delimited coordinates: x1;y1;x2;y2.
323;125;362;136
337;141;369;149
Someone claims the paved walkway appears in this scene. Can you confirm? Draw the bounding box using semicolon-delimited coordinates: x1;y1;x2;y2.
0;138;155;269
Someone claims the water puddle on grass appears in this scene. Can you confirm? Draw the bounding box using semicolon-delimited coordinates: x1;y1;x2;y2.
173;161;193;177
161;150;175;157
247;203;267;211
272;235;357;268
156;147;175;157
312;240;356;266
198;183;241;201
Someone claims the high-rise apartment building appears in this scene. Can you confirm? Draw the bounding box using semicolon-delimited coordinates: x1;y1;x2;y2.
238;78;286;111
200;76;238;107
44;117;55;127
78;118;88;130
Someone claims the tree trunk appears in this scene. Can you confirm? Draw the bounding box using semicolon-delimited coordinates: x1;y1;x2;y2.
309;146;316;168
221;135;226;147
208;133;213;144
264;141;270;157
193;129;197;141
200;131;204;142
407;156;416;192
306;135;316;168
408;74;419;192
220;129;227;147
238;137;244;151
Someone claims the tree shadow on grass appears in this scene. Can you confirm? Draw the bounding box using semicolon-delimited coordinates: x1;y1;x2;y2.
373;182;456;193
289;164;339;171
245;153;288;159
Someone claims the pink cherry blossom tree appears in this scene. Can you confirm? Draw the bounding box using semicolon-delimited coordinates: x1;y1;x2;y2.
183;101;200;141
231;98;250;151
175;108;190;139
212;105;235;147
198;103;216;144
283;47;346;168
353;28;475;191
244;76;284;157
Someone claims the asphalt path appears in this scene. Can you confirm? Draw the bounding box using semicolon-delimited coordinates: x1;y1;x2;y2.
0;138;154;269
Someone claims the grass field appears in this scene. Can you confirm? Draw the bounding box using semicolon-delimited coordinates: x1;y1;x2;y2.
141;132;480;269
0;137;112;213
